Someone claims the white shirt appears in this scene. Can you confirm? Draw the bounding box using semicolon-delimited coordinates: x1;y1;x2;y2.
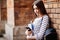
32;15;49;40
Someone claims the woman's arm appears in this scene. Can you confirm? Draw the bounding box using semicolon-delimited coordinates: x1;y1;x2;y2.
25;28;36;39
35;16;49;40
26;16;49;40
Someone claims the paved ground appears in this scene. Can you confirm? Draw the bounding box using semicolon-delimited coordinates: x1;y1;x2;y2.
0;37;6;40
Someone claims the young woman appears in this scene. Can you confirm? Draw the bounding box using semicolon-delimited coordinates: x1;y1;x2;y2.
25;0;57;40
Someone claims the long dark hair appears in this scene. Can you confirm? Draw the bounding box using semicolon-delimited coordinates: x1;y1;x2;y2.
32;1;58;40
32;1;48;15
32;1;53;28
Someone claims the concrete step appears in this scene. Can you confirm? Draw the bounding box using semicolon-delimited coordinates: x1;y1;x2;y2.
0;21;6;30
13;26;27;40
0;37;6;40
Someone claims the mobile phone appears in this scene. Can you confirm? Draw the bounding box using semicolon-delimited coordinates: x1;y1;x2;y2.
26;27;31;31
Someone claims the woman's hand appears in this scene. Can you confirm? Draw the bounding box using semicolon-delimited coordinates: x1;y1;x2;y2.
25;30;32;36
25;30;36;40
26;36;36;40
26;36;32;40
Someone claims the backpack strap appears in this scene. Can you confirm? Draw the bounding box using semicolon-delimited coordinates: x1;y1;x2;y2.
31;24;34;31
30;23;34;36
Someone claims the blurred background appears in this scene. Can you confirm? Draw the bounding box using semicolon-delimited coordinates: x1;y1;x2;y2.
0;0;60;40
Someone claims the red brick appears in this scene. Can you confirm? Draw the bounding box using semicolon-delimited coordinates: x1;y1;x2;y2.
43;0;48;2
56;30;60;36
46;9;51;13
14;0;20;7
56;8;60;13
51;19;56;23
49;14;54;18
53;14;59;19
56;29;60;40
1;8;7;20
53;24;59;29
52;3;58;8
51;9;56;13
59;25;60;30
56;19;60;24
1;0;6;8
48;4;53;8
58;30;60;36
58;14;60;18
58;3;60;8
59;36;60;40
47;0;57;2
44;4;49;8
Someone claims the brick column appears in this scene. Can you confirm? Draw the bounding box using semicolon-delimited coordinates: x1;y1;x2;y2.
5;0;14;40
0;1;1;21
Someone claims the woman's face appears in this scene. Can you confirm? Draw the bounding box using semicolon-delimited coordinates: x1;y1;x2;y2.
33;5;40;16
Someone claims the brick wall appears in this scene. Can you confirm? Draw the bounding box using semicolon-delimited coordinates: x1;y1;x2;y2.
1;0;7;20
0;0;60;40
14;0;35;26
44;1;60;40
